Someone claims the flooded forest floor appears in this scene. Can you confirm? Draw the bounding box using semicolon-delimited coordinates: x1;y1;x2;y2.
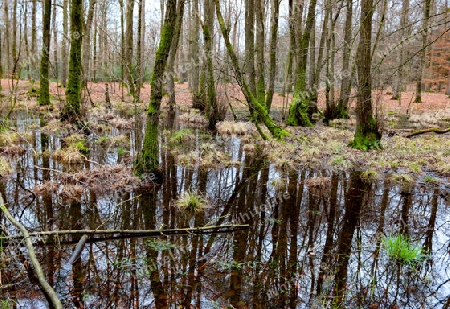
0;79;450;308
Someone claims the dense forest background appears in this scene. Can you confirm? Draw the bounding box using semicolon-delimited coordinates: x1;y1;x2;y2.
1;0;450;154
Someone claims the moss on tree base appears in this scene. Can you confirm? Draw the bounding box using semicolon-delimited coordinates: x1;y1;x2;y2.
349;132;382;151
286;96;312;127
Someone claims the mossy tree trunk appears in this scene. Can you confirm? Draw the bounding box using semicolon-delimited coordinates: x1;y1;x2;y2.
61;0;83;123
286;0;317;127
214;0;289;139
134;0;177;176
203;0;218;130
349;0;382;150
38;0;51;106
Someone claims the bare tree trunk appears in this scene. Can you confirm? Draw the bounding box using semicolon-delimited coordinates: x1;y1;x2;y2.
265;0;280;111
52;2;58;80
190;0;203;109
61;0;69;86
280;0;296;98
31;0;37;79
24;0;30;80
118;0;125;100
337;0;353;118
3;0;10;74
414;0;431;103
82;0;97;84
245;0;256;94
203;0;217;129
324;4;343;123
255;0;265;106
124;0;135;99
167;0;185;109
12;0;17;76
392;0;410;100
136;0;145;99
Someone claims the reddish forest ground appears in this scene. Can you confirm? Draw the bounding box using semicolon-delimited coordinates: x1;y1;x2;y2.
1;78;449;117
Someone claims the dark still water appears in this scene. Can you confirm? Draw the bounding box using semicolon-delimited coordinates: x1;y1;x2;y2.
1;112;449;309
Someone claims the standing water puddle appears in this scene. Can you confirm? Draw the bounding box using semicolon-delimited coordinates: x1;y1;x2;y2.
1;110;450;308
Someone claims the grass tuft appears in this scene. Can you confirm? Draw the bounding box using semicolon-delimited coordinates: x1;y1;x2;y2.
175;190;207;212
382;234;423;264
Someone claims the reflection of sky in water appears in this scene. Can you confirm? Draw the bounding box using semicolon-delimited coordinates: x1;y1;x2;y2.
2;114;450;308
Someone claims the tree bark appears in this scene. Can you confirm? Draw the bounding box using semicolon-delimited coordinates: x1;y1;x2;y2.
392;0;410;100
203;0;217;129
124;0;136;99
255;0;265;107
61;0;69;86
214;0;289;139
349;0;382;149
61;0;84;123
38;0;52;106
52;2;58;80
265;0;280;111
134;0;177;176
245;0;256;94
82;0;97;84
3;0;10;74
31;0;37;79
286;0;317;126
414;0;431;103
167;0;185;109
11;0;17;76
337;0;353;117
136;0;145;99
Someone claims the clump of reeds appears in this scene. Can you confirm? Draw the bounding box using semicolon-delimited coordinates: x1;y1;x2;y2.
175;190;207;212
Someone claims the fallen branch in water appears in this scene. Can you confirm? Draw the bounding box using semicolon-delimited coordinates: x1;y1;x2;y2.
67;234;88;264
406;127;450;138
0;195;62;309
1;224;250;241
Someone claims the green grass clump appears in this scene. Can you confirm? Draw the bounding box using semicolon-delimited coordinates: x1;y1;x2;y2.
382;234;423;264
169;129;195;144
74;141;90;155
424;175;440;184
361;169;378;180
175;191;206;212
